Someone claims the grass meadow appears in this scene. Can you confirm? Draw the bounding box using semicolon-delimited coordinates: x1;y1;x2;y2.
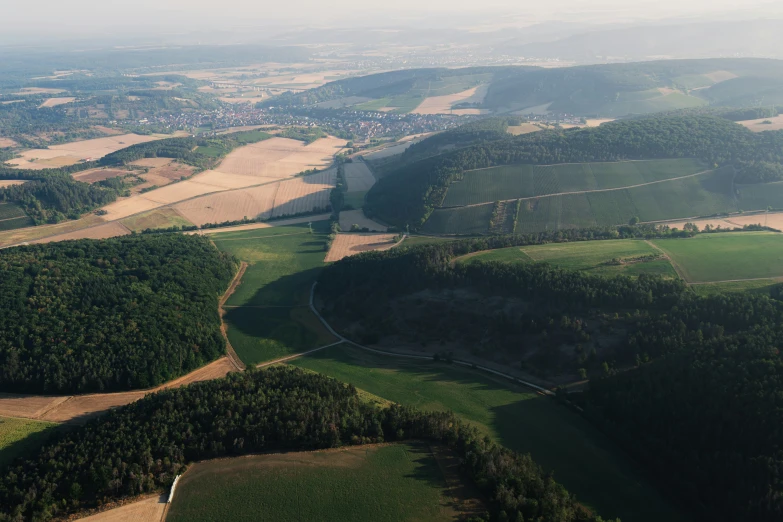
460;240;678;278
289;344;686;522
651;232;783;283
213;222;336;364
0;417;57;470
167;443;462;522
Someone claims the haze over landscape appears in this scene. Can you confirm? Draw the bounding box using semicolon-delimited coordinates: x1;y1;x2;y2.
1;1;783;522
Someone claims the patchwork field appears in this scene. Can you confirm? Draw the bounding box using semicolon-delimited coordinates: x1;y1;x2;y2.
0;416;57;469
290;344;685;522
460;240;678;278
343;161;376;192
0;202;33;231
6;134;162;169
443;158;707;207
167;443;467;522
650;232;783;283
325;233;398;262
214;222;337;365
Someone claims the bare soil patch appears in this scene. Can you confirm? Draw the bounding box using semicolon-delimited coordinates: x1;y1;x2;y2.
39;97;76;108
7;134;162;168
325;233;397;262
507;123;542;136
73;495;166;522
339;209;387;232
0;137;18;148
412;86;488;115
738;114;783;132
0;180;27;188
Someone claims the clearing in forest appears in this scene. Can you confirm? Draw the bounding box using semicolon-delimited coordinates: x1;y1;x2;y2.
290;344;686;522
650;232;783;283
0;416;57;469
214;222;336;365
167;443;471;522
737;114;783;132
325;233;398;262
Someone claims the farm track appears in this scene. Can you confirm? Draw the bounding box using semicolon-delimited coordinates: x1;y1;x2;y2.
220;263;249;371
449;169;714;209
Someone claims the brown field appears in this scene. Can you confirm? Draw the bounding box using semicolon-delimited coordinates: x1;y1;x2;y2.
130;161;196;193
38;97;76;108
75;495;166;522
0;137;17;147
29;222;131;245
325;233;398;262
738;114;783;132
270;169;335;218
175;183;279;225
184;170;265;190
92;125;124;136
130;180;221;205
0;358;236;424
339;209;387;232
0;180;27;188
99;196;164;221
0;214;104;248
412;85;489;115
72;168;129;183
585;118;615;127
343;161;376;192
704;70;738;83
13;87;65;95
507;123;542;136
219;96;268;104
7;134;162;169
724;212;783;231
216;137;345;178
192;213;331;235
120;208;194;232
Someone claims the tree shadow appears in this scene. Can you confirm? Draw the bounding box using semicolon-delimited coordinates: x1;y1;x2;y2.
0;421;63;470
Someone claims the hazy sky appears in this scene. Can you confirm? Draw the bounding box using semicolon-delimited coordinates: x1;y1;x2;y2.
3;0;781;43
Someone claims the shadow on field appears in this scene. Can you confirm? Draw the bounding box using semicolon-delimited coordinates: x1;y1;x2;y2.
0;422;63;470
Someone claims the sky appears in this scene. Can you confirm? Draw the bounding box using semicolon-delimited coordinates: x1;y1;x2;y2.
3;0;781;44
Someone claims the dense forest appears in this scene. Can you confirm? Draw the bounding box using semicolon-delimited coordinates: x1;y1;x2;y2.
316;231;783;521
365;114;783;228
0;234;237;393
0;367;615;522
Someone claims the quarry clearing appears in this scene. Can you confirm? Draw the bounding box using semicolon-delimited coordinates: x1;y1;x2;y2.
6;134;164;169
325;233;399;262
412;85;489;115
0;357;236;424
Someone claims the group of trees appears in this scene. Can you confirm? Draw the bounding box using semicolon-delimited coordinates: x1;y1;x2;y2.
0;234;238;394
365;114;783;228
0;366;614;522
318;230;783;520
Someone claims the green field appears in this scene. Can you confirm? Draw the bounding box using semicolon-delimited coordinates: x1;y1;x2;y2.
736;181;783;212
596;91;707;116
290;344;685;522
421;204;492;235
443;158;706;207
0;417;57;470
167;443;463;522
460;240;678;278
343;191;367;209
213;222;336;364
0;203;33;231
651;232;783;283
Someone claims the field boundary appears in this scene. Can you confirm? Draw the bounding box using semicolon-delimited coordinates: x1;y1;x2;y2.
443;168;714;209
219;262;248;371
307;282;554;397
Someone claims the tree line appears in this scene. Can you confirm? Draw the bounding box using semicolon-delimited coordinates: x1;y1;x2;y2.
0;366;616;522
316;229;783;520
365;114;783;228
0;234;238;394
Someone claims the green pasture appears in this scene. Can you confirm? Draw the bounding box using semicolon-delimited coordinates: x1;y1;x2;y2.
213;222;336;364
167;443;460;522
290;344;686;522
651;232;783;283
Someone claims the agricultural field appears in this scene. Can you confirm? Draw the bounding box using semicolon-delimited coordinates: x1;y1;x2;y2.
0;416;57;469
443;158;707;207
38;97;75;108
5;134;162;169
343;191;367;209
0;202;33;231
71;168;130;184
343;161;376;192
650;232;783;283
77;496;166;522
325;233;398;262
0;181;27;188
459;240;678;278
119;208;193;232
0;214;105;248
216;137;345;178
167;443;468;522
412;85;490;115
421;204;493;235
214;222;336;365
28;221;131;244
270;169;335;218
290;344;685;522
339;209;387;232
506;123;542;135
175;183;279;226
736;181;783;212
737;114;783;132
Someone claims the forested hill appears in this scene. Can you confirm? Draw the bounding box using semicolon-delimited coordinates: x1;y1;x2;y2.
0;234;237;394
365;115;783;228
316;233;783;521
0;367;616;522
